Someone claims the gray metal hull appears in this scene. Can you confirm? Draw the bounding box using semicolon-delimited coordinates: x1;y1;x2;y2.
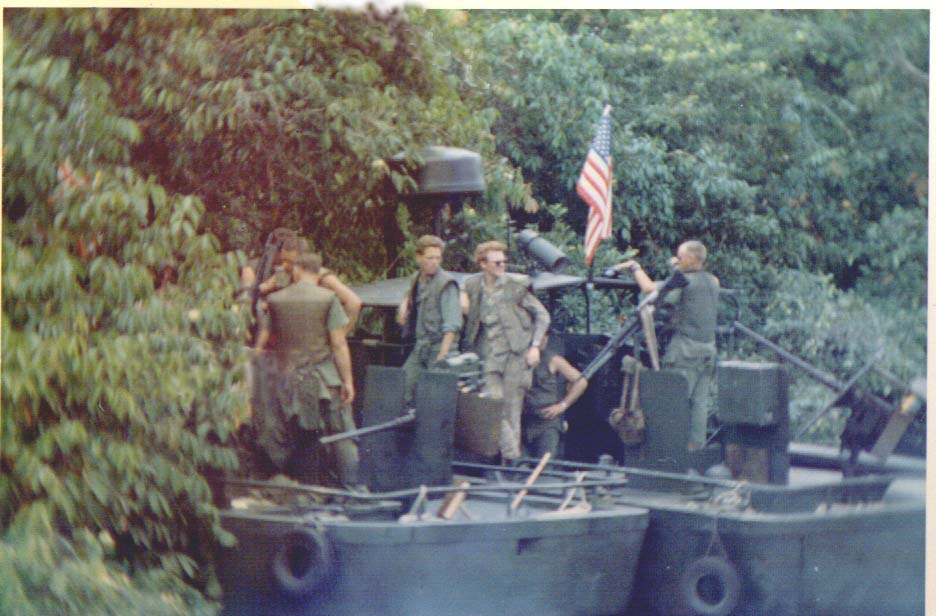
629;492;924;616
219;495;649;616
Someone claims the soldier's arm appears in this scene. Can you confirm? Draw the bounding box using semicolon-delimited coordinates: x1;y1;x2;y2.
524;293;550;348
320;270;361;333
254;301;271;350
396;294;410;327
538;355;587;420
329;328;355;405
459;290;470;316
327;296;354;403
436;283;463;361
522;291;551;362
613;260;657;294
554;355;588;406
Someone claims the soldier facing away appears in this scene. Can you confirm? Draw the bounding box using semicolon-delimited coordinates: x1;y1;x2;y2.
397;234;462;407
461;241;550;463
254;232;362;334
254;252;361;487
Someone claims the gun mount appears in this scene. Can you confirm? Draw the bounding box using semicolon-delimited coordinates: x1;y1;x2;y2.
730;321;922;470
580;270;689;381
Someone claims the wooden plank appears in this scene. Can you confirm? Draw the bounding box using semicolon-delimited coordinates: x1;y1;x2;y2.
870;392;923;461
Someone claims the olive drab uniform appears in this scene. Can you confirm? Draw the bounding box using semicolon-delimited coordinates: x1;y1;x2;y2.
661;268;720;447
401;269;462;405
522;348;564;458
463;273;550;460
257;279;359;486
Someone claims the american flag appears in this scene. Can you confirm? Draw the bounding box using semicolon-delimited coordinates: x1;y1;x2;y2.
577;105;613;265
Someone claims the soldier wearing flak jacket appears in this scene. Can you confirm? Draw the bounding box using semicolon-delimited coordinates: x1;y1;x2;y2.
614;240;719;450
255;252;361;488
461;241;550;462
397;235;462;407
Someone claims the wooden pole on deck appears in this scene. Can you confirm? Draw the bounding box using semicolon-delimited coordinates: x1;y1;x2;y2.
510;452;552;512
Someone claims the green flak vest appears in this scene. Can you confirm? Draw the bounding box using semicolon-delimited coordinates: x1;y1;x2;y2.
524;349;563;413
670;269;719;344
406;269;458;344
267;279;334;369
463;273;534;355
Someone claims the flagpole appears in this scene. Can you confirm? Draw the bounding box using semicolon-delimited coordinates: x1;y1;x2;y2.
586;262;593;334
578;103;613;336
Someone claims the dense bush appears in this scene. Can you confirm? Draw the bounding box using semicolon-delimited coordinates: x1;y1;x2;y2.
2;33;248;613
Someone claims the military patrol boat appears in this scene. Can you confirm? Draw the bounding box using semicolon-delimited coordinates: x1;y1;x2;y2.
218;147;923;616
217;365;650;616
218;263;924;616
340;264;924;616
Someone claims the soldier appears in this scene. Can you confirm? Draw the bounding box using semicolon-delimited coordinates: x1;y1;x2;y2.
522;333;589;459
461;240;550;462
396;235;462;407
255;252;361;487
255;232;362;334
614;240;719;450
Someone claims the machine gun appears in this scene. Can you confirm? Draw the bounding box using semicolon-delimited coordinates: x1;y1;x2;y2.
731;321;923;470
321;353;485;445
321;409;417;444
580;270;689;381
248;229;295;341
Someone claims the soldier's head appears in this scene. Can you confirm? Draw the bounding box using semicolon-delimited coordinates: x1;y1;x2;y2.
269;227;297;245
673;240;707;271
415;235;445;277
475;240;508;279
277;235;308;274
291;252;323;281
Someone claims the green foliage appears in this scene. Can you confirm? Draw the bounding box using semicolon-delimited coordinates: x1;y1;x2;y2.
7;8;523;278
750;267;924;439
0;504;217;615
3;30;247;613
440;10;926;409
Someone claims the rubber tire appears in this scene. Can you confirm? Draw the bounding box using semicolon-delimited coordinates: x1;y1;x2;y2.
678;556;741;616
271;528;332;598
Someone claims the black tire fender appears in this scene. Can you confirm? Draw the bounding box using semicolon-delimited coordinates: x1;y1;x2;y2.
271;527;333;597
678;556;741;616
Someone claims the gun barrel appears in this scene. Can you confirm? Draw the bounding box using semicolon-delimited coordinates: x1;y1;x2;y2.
580;317;641;380
581;270;688;380
320;410;416;444
732;321;893;415
732;321;845;391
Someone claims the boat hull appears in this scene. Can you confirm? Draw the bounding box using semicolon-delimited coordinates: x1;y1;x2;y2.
627;499;924;616
219;495;649;616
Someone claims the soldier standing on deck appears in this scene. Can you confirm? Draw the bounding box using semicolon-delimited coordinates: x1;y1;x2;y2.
397;235;462;407
461;241;550;463
614;240;719;450
255;252;361;487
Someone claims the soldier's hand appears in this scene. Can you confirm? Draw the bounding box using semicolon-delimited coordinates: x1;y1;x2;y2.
526;346;541;368
538;403;566;419
341;381;355;405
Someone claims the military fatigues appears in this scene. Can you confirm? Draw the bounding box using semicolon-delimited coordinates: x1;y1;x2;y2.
522;348;564;459
661;268;720;447
463;274;550;460
256;279;360;486
401;269;462;405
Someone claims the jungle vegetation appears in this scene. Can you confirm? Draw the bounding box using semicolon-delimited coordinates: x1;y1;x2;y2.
2;8;927;614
